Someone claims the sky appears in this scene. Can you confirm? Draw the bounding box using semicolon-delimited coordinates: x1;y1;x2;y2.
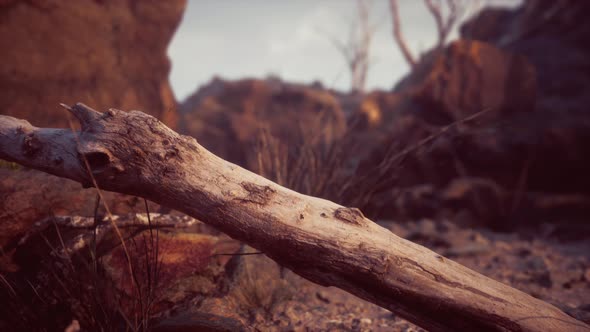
167;0;522;101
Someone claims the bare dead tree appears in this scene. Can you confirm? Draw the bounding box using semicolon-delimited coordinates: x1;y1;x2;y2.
329;0;375;94
389;0;477;67
424;0;461;49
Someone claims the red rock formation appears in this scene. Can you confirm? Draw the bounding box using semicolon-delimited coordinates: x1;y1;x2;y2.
8;213;242;329
394;40;536;124
0;168;164;270
349;23;590;225
461;0;590;114
0;0;185;128
180;78;347;168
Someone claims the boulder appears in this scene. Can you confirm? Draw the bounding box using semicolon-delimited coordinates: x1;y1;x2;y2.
0;0;185;128
179;78;347;169
394;40;536;124
352;110;590;225
102;230;223;312
460;0;590;114
6;214;243;329
0;168;163;270
347;40;537;206
350;1;590;225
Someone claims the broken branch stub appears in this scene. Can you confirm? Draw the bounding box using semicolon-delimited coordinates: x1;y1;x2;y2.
0;103;587;332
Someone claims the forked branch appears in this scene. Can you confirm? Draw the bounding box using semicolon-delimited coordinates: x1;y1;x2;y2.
389;0;470;67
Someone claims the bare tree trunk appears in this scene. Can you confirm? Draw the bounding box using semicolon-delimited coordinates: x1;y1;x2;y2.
355;0;371;93
0;104;587;332
328;0;374;93
389;0;417;67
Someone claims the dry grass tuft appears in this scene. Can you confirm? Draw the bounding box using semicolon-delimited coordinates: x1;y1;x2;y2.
0;200;162;332
230;257;295;319
0;112;164;331
0;160;21;170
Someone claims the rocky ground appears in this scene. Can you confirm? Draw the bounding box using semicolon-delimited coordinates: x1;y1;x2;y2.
151;218;590;331
1;204;589;331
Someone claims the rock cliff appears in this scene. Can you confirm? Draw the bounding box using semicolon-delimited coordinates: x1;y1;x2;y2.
0;0;185;128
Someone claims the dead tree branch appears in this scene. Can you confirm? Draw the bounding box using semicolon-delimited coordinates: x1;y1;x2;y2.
328;0;375;93
390;0;470;67
424;0;460;49
389;0;417;67
0;104;587;332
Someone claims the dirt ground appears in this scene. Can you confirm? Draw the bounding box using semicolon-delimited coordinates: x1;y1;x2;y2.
155;218;590;331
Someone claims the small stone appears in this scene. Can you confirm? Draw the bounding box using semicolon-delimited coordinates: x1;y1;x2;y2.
360;318;372;325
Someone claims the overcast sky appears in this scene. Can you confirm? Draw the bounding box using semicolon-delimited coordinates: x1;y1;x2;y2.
168;0;522;101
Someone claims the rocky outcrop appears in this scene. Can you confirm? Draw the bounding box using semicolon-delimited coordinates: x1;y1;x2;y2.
349;1;590;225
4;213;242;330
346;39;537;169
102;229;228;313
353;106;590;226
179;78;347;169
393;40;536;124
0;0;185;128
460;0;590;114
0;168;164;270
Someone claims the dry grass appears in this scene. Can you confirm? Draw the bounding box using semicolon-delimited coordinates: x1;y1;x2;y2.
0;103;493;329
230;255;295;319
250;108;492;219
0;198;162;332
0;111;163;331
250;111;359;200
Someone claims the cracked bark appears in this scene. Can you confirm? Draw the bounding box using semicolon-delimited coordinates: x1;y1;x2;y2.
0;103;587;332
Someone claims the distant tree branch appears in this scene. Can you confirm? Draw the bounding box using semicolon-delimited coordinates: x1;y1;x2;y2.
390;0;471;67
424;0;463;49
389;0;417;67
326;0;375;93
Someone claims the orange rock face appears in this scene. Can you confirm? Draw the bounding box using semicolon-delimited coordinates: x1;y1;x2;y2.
102;231;220;308
394;40;536;123
0;168;162;260
0;0;185;128
180;78;347;168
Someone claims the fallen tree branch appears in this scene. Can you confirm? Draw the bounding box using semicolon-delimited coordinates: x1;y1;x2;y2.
0;104;587;332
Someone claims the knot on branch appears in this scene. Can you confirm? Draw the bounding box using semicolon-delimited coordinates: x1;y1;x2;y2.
79;146;124;177
240;182;276;205
23;133;42;156
334;207;366;227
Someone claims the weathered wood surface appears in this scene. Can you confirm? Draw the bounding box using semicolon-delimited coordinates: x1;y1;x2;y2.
0;103;587;332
